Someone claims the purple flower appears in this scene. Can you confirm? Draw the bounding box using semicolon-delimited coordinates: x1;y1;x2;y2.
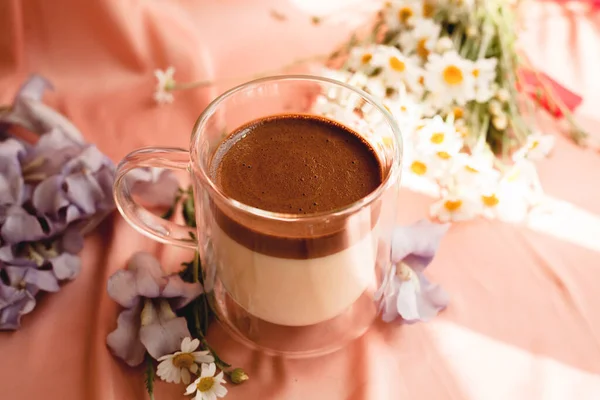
106;252;203;366
0;281;36;330
0;75;85;144
374;220;450;323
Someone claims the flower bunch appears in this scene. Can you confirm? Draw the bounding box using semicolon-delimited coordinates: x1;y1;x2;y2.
0;75;178;330
312;0;583;222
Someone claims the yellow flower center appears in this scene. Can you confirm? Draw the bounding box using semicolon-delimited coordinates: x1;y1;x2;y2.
430;132;445;144
530;140;539;150
444;200;463;211
453;106;464;119
400;105;407;112
423;1;435;17
416;38;429;59
398;7;414;23
481;194;499;207
172;353;195;369
410;161;427;175
443;65;464;85
472;68;480;78
465;165;479;173
389;56;406;72
197;377;215;392
361;53;372;64
418;75;425;85
436;151;452;160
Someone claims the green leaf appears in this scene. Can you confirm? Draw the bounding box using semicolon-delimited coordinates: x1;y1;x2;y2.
144;354;156;400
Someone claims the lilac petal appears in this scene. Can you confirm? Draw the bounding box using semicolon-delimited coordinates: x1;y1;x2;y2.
64;172;104;215
60;228;85;254
127;169;180;207
50;253;81;280
6;75;84;143
395;274;449;323
418;273;450;312
140;315;191;360
127;252;167;298
5;266;60;292
65;204;83;224
1;206;46;243
106;253;166;308
0;285;37;331
162;276;203;309
391;220;450;272
63;145;109;175
94;166;116;211
32;175;70;215
0;138;26;159
106;270;138;308
395;277;421;321
106;301;146;367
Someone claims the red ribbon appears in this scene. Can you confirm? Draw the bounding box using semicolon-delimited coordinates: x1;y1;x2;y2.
517;68;583;118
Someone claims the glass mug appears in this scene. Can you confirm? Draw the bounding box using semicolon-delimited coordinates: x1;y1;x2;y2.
113;75;402;358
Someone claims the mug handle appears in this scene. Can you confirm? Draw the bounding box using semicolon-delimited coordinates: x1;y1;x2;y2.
113;147;197;250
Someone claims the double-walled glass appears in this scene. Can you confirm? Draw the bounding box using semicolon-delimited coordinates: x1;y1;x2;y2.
113;75;403;357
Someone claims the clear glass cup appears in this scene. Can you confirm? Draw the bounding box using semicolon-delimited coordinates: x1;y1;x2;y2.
113;75;403;358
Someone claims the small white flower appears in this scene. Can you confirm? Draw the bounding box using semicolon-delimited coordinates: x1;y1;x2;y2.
347;46;382;74
157;337;214;385
495;87;510;102
399;18;441;59
415;115;463;154
471;57;497;103
424;51;475;106
383;0;425;30
153;66;176;105
512;133;555;161
435;36;455;53
383;92;423;135
488;99;503;116
492;113;508;130
376;47;421;89
430;192;482;222
185;363;228;400
478;187;528;223
404;153;437;179
451;153;500;190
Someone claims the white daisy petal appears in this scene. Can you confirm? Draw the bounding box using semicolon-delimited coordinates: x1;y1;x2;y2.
181;368;191;385
186;380;199;395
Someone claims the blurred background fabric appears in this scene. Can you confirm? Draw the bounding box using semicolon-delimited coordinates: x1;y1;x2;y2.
1;1;600;399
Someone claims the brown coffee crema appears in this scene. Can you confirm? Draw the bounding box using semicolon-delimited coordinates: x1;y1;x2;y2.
210;114;384;259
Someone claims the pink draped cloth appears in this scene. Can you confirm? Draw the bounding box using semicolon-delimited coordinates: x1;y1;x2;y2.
1;1;600;399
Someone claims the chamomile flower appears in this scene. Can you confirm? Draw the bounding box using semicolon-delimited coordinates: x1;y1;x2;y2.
185;363;227;400
347;46;383;74
405;154;436;179
399;18;441;60
478;186;529;223
156;337;214;385
430;192;482;222
452;153;500;190
383;0;424;30
471;57;498;103
384;91;423;135
377;48;420;88
153;66;176;104
424;51;475;106
512;133;555;161
416;115;463;154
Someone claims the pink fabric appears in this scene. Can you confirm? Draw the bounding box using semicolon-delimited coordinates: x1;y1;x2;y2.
1;1;600;399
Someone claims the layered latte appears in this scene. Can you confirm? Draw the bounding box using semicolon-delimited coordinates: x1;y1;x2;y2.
209;114;383;327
